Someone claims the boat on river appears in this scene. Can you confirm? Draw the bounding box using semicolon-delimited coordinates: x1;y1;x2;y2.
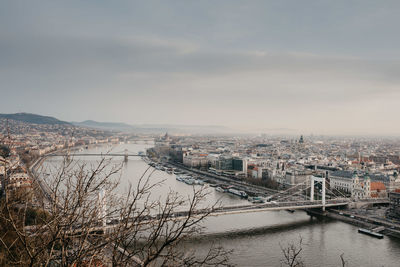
176;175;196;185
215;187;225;193
184;178;195;185
227;188;248;198
194;179;205;185
358;228;384;239
248;196;265;203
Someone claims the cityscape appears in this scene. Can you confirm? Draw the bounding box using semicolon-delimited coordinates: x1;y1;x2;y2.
2;1;400;267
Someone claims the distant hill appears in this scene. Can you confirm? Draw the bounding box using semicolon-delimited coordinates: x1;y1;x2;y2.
0;113;70;125
0;113;234;134
71;120;135;131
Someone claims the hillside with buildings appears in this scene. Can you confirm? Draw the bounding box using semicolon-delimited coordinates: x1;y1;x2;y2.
0;113;70;125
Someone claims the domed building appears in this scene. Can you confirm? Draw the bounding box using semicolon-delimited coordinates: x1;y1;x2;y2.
155;132;172;148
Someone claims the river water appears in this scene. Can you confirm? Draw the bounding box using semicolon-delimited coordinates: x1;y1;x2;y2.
43;143;400;267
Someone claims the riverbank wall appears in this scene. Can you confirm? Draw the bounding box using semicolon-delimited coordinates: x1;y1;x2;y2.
306;209;400;239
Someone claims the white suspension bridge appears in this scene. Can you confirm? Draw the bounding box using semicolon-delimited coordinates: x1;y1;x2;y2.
92;175;389;232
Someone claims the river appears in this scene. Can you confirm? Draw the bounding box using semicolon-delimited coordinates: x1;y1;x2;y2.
42;143;400;267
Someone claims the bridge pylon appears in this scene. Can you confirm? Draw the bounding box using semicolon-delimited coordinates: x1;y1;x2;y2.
124;149;128;162
310;176;326;211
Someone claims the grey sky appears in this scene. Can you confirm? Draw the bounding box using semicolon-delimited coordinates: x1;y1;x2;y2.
1;0;400;135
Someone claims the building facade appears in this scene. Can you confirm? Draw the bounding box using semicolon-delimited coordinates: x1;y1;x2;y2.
351;172;371;200
388;192;400;220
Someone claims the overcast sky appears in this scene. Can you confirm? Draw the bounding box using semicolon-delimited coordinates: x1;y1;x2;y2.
1;0;400;135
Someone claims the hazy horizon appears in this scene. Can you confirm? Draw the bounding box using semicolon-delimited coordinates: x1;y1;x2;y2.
2;1;400;135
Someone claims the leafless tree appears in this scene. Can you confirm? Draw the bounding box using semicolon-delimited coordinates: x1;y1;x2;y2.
280;236;304;267
0;156;232;266
340;253;347;267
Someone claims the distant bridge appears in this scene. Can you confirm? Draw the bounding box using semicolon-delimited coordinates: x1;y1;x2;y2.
45;153;144;157
129;138;154;142
44;149;144;160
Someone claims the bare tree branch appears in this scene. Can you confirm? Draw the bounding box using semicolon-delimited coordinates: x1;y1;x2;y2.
0;155;232;266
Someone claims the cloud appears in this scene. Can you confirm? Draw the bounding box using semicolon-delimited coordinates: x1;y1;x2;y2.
2;31;400;87
1;0;400;135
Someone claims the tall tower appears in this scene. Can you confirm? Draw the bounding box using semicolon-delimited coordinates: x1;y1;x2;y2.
299;135;304;144
363;172;371;198
351;170;359;200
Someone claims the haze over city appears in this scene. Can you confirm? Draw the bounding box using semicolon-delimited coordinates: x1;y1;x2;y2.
2;1;400;135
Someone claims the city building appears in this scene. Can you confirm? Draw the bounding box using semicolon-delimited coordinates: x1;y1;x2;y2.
183;153;209;168
370;182;387;198
8;172;32;189
329;170;354;194
215;155;233;170
388;191;400;220
351;172;371;200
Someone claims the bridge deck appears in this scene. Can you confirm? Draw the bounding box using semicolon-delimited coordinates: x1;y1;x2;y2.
70;198;390;234
87;200;348;233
